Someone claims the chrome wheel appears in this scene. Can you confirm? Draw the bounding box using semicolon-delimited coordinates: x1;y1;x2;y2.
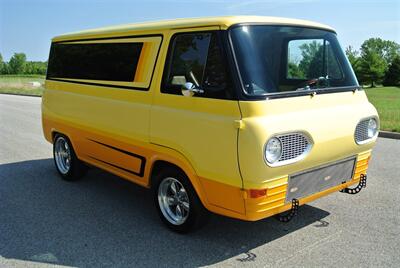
158;177;190;225
54;137;72;175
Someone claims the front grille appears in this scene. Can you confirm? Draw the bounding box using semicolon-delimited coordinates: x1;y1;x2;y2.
355;119;371;143
286;157;356;202
276;133;311;164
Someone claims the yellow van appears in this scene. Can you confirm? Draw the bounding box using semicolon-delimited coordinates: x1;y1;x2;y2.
42;16;379;232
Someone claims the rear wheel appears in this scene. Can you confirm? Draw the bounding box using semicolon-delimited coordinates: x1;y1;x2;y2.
154;168;207;233
53;134;87;181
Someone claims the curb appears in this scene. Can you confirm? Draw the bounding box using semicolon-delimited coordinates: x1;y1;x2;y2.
0;92;42;98
379;131;400;140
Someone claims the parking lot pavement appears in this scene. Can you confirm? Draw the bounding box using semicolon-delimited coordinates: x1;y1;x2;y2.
1;94;399;267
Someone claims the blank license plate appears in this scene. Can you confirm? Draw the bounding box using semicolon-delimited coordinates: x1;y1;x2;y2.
285;157;356;202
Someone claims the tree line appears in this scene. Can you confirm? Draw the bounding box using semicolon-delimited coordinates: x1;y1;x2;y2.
0;53;47;75
346;38;400;87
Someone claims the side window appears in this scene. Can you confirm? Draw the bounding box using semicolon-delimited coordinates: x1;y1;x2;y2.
162;32;232;99
202;34;232;99
47;42;143;81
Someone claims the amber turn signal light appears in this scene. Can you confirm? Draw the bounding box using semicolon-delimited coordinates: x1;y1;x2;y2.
249;189;267;198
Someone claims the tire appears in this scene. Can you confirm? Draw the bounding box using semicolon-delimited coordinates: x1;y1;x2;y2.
153;167;208;233
53;134;87;181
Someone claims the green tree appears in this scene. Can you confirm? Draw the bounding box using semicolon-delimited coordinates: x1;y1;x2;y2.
359;48;387;87
383;56;400;86
8;53;27;74
357;38;400;86
24;61;47;75
287;62;304;78
298;40;323;78
0;53;6;74
382;40;400;64
346;39;399;86
361;38;400;70
361;38;400;65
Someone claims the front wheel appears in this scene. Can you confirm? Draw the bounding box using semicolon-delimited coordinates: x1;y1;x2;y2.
154;168;207;233
53;134;87;181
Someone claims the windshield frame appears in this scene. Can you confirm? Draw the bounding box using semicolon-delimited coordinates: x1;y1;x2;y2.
227;23;361;100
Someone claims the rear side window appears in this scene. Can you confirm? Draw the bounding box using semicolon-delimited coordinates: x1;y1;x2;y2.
47;42;143;81
162;32;233;100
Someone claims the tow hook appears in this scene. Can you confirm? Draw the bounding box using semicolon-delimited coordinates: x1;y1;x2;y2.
340;174;367;194
276;199;299;222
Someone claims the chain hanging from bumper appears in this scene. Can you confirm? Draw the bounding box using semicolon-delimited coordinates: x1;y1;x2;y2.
340;174;367;194
276;198;299;222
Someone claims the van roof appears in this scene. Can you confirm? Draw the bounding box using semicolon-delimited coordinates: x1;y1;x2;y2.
52;16;335;42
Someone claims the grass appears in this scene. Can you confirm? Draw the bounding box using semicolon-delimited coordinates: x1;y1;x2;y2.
365;86;400;133
1;75;399;132
0;75;45;96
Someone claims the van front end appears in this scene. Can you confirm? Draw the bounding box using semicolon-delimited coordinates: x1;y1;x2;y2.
226;23;379;221
237;90;378;221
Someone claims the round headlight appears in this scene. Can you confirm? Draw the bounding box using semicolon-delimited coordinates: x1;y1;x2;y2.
265;137;282;164
367;118;378;138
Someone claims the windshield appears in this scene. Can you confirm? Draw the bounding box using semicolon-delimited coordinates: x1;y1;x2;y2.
230;25;358;96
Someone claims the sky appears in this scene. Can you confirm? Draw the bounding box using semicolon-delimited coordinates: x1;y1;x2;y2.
0;0;399;61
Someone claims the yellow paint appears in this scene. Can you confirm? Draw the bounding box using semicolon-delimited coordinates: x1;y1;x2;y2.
52;16;335;42
43;16;378;222
134;42;157;83
59;36;161;44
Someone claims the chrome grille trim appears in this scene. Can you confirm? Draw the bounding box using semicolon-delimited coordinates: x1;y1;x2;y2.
354;116;379;145
266;132;313;167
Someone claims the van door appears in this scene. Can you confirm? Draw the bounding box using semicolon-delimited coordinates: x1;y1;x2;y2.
150;28;245;214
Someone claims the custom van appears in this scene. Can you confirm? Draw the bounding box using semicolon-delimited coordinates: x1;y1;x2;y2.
42;16;378;233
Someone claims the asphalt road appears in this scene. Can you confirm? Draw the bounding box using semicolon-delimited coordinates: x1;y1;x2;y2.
0;94;399;268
